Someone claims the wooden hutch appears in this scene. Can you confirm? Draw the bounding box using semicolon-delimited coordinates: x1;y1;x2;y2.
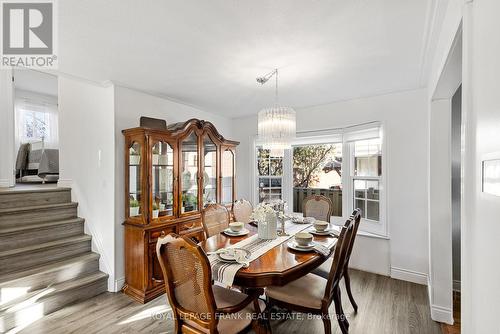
122;119;238;303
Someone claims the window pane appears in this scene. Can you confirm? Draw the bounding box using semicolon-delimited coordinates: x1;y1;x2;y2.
258;159;269;176
258;178;270;188
354;199;366;218
292;143;343;216
271;178;282;187
367;201;380;221
366;180;379;200
270;158;283;176
258;148;270;159
354;138;381;177
354;180;366;198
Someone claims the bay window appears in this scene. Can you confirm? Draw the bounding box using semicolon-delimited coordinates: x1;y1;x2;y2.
253;122;386;237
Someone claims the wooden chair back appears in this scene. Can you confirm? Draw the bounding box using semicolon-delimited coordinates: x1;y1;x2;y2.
322;216;356;303
233;199;253;223
344;209;362;268
156;234;218;333
302;195;333;222
202;203;230;238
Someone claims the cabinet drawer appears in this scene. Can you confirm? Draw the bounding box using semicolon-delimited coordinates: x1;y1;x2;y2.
178;219;202;234
149;225;176;243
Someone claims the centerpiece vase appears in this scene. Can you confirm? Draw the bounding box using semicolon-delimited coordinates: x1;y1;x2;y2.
258;212;278;240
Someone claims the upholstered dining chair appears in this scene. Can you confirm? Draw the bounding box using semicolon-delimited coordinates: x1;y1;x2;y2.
232;199;253;223
202;203;230;238
302;195;334;222
265;216;357;334
312;209;362;312
156;234;265;334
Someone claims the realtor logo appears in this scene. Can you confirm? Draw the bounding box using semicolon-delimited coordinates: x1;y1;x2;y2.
1;0;58;68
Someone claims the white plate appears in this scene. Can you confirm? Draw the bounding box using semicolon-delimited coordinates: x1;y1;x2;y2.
217;248;251;262
287;241;316;252
309;229;336;236
223;228;250;236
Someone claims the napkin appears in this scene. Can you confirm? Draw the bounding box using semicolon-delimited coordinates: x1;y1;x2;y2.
313;243;331;257
208;248;250;267
235;253;250;267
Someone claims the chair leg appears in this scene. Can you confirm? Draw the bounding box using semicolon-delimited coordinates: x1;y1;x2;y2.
322;314;332;334
344;269;358;312
333;287;349;333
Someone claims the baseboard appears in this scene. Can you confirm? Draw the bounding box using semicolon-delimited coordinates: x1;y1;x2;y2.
114;277;125;292
428;276;454;325
431;304;454;324
349;264;390;277
390;267;428;285
453;279;461;292
57;178;73;188
0;179;14;188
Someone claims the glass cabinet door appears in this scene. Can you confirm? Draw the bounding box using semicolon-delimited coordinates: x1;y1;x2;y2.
221;149;234;205
128;141;142;218
151;141;174;219
180;132;199;214
202;136;218;207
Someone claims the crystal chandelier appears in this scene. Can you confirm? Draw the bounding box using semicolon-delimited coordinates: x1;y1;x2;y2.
257;69;296;157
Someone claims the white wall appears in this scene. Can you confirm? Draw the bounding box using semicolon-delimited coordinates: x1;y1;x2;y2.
113;86;234;289
461;0;500;332
0;70;15;187
58;77;116;290
428;0;500;331
232;88;429;280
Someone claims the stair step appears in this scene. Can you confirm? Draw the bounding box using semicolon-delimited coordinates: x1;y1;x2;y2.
0;252;100;298
0;218;85;251
0;235;92;275
0;271;108;332
0;202;78;228
0;187;71;209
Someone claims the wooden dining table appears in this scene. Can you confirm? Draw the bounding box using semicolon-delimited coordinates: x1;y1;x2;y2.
199;223;338;288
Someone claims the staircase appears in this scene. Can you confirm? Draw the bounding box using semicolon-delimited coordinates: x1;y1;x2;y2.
0;187;108;333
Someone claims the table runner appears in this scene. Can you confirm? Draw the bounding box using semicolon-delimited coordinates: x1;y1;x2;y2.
209;222;315;287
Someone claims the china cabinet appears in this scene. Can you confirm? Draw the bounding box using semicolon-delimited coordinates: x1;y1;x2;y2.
122;119;238;303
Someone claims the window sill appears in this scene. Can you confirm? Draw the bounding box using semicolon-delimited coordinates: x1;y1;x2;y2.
331;217;390;240
329;223;389;240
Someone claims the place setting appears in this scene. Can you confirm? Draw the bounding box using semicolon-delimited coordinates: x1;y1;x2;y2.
308;220;340;237
287;232;332;256
207;248;251;267
222;222;250;237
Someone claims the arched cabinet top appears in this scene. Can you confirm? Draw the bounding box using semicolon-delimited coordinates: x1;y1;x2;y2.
122;118;239;147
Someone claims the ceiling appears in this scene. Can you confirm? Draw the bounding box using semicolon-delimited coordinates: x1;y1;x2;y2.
58;0;433;118
14;69;58;97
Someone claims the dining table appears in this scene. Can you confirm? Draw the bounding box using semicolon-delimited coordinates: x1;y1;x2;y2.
199;223;338;289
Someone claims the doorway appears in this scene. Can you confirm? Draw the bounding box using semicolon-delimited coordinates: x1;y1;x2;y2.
428;24;462;329
12;69;59;185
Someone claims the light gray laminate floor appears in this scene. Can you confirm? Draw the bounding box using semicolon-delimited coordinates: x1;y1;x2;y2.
19;269;442;334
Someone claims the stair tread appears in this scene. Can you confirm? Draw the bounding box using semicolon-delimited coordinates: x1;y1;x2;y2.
0;252;100;285
0;217;85;234
0;271;108;314
0;202;78;214
0;187;71;195
0;234;91;258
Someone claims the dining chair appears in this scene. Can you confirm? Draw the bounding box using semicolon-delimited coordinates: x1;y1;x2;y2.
302;195;334;222
265;216;357;334
232;199;253;223
312;209;362;312
156;233;265;334
202;203;230;238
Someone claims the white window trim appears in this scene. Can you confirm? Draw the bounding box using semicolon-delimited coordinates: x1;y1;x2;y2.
250;122;388;238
